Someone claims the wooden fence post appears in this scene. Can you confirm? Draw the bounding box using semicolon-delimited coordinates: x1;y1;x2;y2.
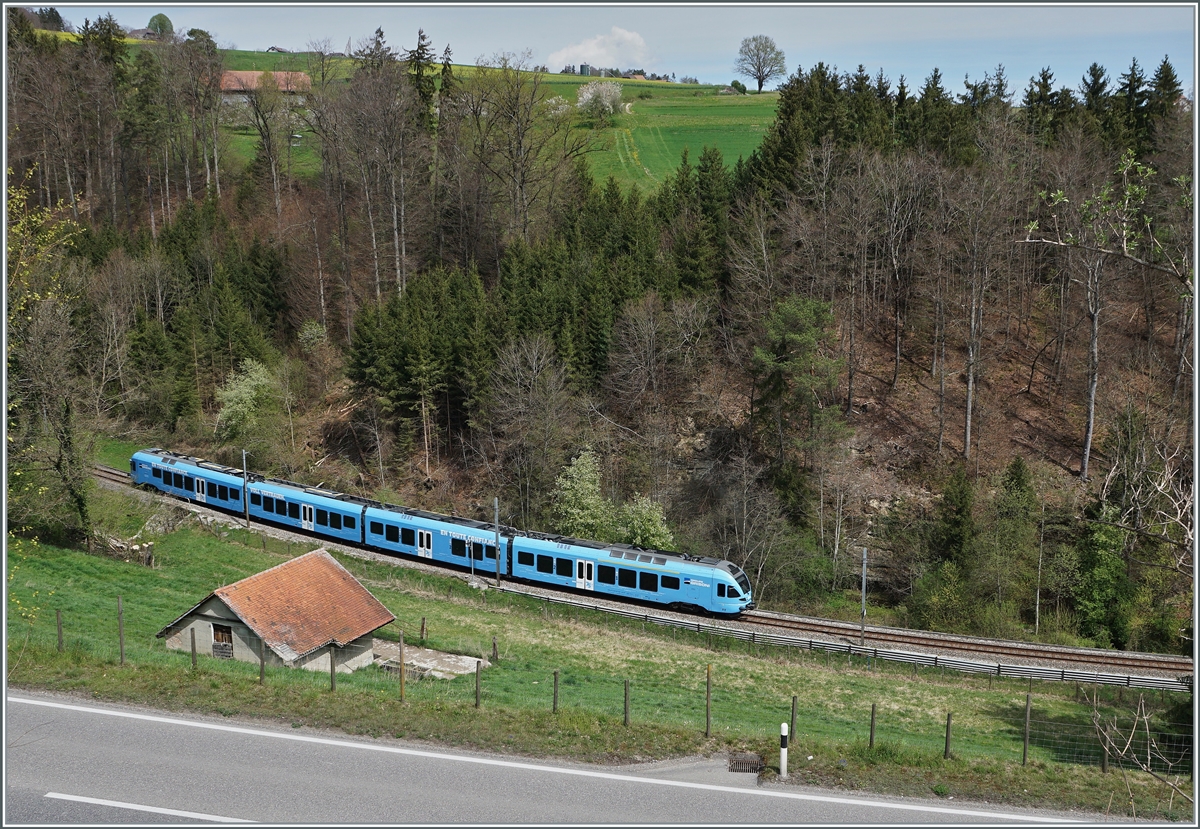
492;636;498;662
329;645;336;692
553;670;559;714
56;609;63;653
944;712;953;759
259;639;265;685
475;660;481;708
1022;693;1031;766
190;628;197;669
790;695;798;746
420;617;426;641
624;680;630;727
870;703;877;749
705;665;712;738
117;595;124;665
399;632;406;702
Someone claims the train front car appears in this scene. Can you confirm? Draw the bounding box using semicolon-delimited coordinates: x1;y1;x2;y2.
711;560;755;615
130;449;247;514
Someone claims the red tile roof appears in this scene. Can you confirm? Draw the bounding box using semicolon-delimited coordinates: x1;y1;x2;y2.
221;70;312;94
159;549;393;661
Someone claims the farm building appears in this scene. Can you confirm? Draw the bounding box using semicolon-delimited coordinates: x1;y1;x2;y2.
220;70;312;103
156;549;394;674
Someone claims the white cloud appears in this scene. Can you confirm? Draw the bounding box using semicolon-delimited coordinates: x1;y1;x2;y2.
547;26;651;70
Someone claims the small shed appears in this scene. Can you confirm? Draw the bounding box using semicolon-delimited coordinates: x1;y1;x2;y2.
156;549;394;674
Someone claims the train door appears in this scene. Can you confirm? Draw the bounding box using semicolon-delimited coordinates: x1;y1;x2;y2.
418;529;433;559
193;477;206;503
575;559;594;591
301;504;314;531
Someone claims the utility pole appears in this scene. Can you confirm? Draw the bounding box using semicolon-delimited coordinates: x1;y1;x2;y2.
494;497;502;584
242;449;251;529
860;547;867;645
1035;502;1045;636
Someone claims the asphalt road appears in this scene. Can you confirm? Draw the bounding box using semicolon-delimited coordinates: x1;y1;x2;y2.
6;690;1092;824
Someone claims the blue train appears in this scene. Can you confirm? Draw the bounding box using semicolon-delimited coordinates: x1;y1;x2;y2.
130;448;755;616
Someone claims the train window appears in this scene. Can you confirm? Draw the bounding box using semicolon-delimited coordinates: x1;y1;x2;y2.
556;558;572;577
263;497;275;514
637;554;653;563
207;482;218;498
344;516;355;530
518;551;534;566
230;488;239;501
640;572;658;592
451;538;467;557
717;584;726;598
401;528;415;546
536;555;555;574
152;468;162;479
370;521;383;535
485;544;496;560
617;569;637;588
661;575;680;590
218;485;229;500
652;557;666;565
385;525;399;543
727;586;740;598
330;513;342;530
173;472;184;488
316;509;328;526
608;550;623;558
184;476;194;491
598;565;616;584
471;542;483;560
250;492;262;506
287;502;300;520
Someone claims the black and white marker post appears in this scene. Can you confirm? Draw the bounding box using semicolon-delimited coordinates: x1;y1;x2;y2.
780;722;789;780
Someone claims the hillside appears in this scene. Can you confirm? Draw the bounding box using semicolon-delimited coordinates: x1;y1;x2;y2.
6;20;1192;657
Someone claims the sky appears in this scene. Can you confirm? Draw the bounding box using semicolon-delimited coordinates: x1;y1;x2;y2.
48;3;1196;96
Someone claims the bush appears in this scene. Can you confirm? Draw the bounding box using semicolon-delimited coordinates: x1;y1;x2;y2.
730;79;747;94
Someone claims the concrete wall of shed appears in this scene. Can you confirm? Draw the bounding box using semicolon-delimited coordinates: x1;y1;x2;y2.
163;597;285;668
293;637;374;674
162;597;376;672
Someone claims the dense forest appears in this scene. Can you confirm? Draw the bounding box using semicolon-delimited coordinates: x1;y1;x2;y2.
6;10;1193;653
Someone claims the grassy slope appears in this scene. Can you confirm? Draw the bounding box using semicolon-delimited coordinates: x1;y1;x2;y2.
5;484;1191;819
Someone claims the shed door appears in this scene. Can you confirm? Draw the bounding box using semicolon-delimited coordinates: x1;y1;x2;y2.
194;476;206;503
576;560;593;591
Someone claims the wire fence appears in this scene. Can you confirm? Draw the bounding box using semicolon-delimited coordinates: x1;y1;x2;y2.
13;597;1193;779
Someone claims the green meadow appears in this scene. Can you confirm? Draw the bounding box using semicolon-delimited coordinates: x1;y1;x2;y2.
5;475;1192;819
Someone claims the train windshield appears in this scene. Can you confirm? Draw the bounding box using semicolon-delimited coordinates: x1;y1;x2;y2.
732;568;751;596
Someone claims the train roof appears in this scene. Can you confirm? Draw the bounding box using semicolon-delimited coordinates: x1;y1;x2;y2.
135;448;248;478
364;500;509;536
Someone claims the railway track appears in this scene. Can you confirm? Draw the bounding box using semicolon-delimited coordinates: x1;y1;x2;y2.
93;464;132;487
742;610;1194;676
95;463;1194;680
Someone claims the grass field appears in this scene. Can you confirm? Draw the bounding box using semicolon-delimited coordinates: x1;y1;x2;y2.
211;50;775;192
5;475;1193;819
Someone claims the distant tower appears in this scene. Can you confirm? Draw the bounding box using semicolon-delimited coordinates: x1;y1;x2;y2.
346;37;351;57
580;63;591;77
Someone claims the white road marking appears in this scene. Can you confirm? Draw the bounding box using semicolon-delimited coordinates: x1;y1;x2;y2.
14;696;1077;823
45;792;252;823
